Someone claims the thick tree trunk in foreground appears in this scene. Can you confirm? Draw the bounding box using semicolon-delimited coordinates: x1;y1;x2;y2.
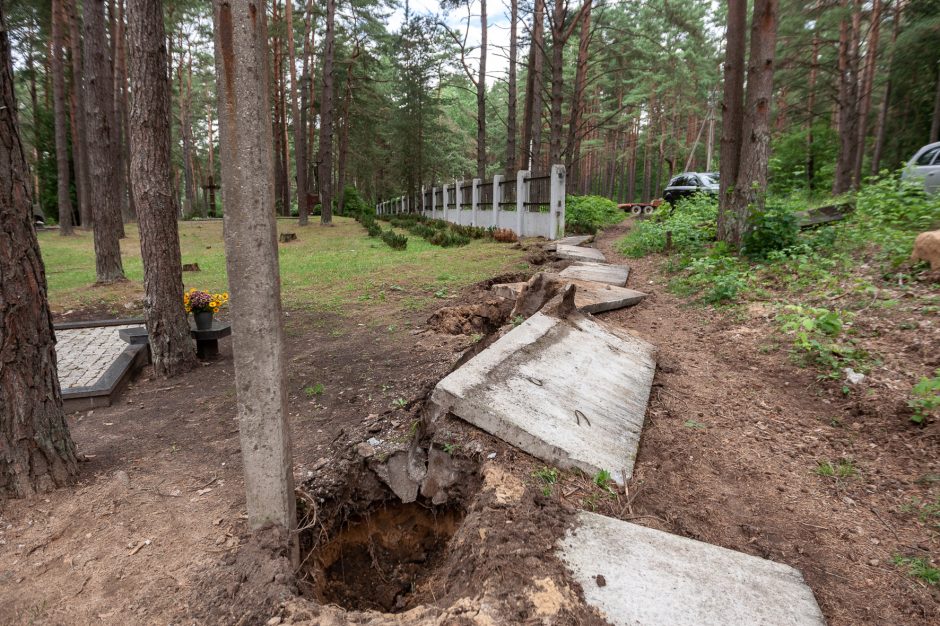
127;0;197;377
726;0;779;246
0;9;79;498
212;0;298;560
718;0;746;241
51;0;74;236
83;0;126;282
318;0;336;224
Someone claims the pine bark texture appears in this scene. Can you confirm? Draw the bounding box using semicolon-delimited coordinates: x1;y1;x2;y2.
832;0;862;195
521;0;545;170
0;10;79;498
476;0;487;179
82;0;126;282
505;0;518;176
67;0;93;228
318;0;336;224
212;0;297;557
126;0;198;378
51;0;75;236
285;0;307;224
718;0;746;241
727;0;779;246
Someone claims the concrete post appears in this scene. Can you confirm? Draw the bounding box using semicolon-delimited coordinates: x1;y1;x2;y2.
442;184;449;223
550;164;566;240
455;179;463;225
471;178;480;227
421;186;426;215
431;186;437;220
516;169;529;237
492;174;503;229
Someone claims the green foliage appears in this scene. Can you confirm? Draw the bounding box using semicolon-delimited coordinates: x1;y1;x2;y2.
742;203;800;259
304;383;325;397
892;555;940;585
669;247;751;305
380;229;408;250
815;459;857;478
618;194;718;257
768;125;838;197
565;195;623;234
777;305;868;378
908;370;940;425
533;467;559;484
592;469;615;494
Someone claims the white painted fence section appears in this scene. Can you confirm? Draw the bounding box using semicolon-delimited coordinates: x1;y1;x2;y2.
376;164;567;240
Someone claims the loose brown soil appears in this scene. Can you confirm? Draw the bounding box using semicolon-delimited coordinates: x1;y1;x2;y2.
1;225;936;625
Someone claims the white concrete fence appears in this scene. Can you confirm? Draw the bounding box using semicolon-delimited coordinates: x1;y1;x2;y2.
376;164;567;241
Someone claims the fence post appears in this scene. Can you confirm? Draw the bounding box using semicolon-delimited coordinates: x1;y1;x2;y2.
455;180;463;225
550;164;566;239
442;184;449;222
516;169;529;237
471;178;480;227
431;186;436;220
492;174;503;229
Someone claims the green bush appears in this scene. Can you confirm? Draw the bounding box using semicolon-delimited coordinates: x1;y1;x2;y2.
618;194;718;257
742;202;800;259
566;195;624;234
381;229;408;250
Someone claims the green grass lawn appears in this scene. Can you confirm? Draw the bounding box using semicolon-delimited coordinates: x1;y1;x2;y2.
38;217;527;315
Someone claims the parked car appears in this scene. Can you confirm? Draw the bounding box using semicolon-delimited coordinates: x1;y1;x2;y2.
663;172;719;205
901;142;940;194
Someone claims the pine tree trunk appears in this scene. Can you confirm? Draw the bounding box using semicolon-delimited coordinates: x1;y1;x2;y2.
297;0;313;224
565;0;591;177
51;0;75;236
520;0;544;170
286;0;307;224
727;0;779;246
177;37;197;219
211;0;297;560
126;0;197;378
853;0;881;184
111;0;133;225
832;0;862;195
83;0;126;282
66;0;93;228
476;0;487;179
931;62;940;143
807;33;818;191
871;0;901;175
547;0;567;167
718;0;746;240
505;0;518;177
318;0;336;224
0;8;79;497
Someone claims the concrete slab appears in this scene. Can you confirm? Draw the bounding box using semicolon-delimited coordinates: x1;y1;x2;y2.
492;279;645;314
558;511;827;626
543;235;593;251
555;244;605;263
430;312;655;484
559;262;630;287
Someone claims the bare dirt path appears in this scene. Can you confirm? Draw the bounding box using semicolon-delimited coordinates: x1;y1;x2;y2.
591;220;939;625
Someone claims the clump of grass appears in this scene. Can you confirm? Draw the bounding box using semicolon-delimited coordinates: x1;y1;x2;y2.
304;383;324;397
893;555;939;585
815;459;856;478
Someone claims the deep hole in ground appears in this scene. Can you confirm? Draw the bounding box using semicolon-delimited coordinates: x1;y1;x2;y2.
305;500;465;612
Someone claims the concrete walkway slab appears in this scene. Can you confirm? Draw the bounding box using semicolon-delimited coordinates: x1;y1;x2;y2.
430;312;655;484
492;279;645;314
544;235;593;251
558;511;827;626
555;244;605;262
559;262;629;287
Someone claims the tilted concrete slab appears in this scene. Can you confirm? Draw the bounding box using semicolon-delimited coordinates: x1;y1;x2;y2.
430;312;655;484
555;244;606;262
492;279;645;314
558;511;827;626
543;235;594;251
559;262;630;287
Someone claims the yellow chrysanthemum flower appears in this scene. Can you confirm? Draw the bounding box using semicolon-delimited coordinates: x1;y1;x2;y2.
209;301;218;308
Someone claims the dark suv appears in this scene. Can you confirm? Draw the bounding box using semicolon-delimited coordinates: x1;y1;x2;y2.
663;172;719;205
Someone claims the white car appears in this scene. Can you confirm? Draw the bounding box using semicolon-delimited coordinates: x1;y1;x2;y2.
901;142;940;194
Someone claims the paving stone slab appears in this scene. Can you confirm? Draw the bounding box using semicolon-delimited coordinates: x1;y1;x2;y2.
492;278;645;314
543;235;594;251
555;244;606;262
430;311;655;484
558;511;827;626
558;262;630;287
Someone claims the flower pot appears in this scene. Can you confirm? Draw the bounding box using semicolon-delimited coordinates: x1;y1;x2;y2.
194;311;214;330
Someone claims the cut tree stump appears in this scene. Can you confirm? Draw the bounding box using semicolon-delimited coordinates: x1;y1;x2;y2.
279;232;298;243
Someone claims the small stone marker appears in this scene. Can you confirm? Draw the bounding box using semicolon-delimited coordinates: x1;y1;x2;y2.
492;276;645;314
430;310;655;484
558;511;827;626
559;262;629;287
555;244;605;262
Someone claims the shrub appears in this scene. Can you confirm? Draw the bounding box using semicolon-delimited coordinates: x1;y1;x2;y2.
381;229;408;250
566;195;623;234
619;194;718;257
742;202;800;259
